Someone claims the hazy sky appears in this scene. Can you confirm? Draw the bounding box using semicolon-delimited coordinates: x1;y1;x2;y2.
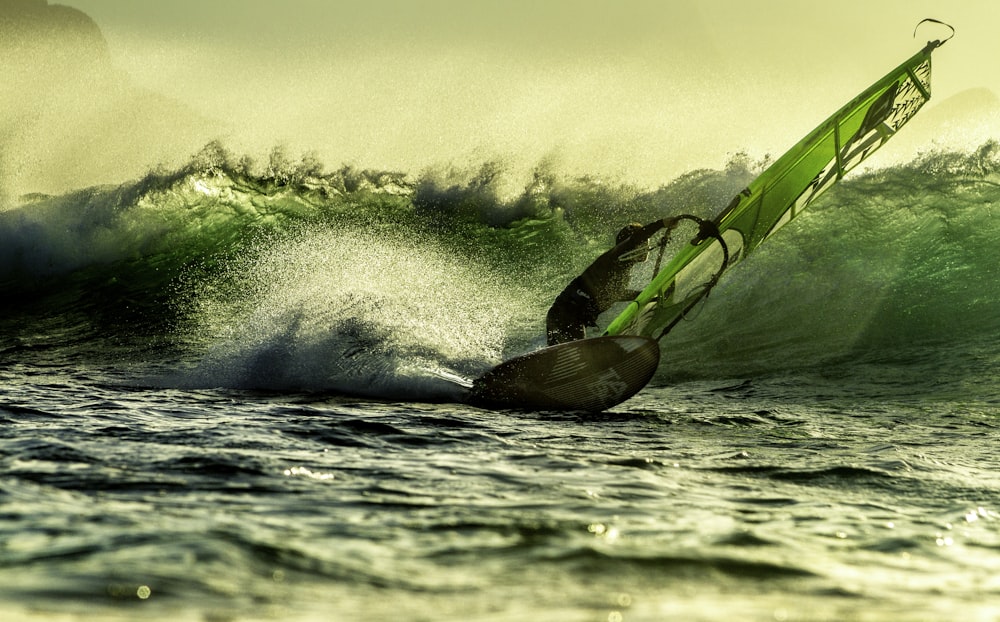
41;1;1000;187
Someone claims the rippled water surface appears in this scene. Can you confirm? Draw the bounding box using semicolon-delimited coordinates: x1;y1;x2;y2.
3;355;999;622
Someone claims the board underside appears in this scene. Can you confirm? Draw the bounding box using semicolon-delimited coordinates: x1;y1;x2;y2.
469;336;660;412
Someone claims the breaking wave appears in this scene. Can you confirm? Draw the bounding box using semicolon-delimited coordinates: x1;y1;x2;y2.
4;140;1000;397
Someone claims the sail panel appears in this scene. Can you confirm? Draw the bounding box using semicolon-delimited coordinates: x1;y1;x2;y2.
604;43;940;340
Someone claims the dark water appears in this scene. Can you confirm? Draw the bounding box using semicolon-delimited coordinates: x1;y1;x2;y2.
3;143;1000;621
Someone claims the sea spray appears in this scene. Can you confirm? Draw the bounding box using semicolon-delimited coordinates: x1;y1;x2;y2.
175;225;536;399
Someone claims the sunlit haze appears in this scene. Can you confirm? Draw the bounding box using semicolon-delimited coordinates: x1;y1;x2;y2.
6;0;999;194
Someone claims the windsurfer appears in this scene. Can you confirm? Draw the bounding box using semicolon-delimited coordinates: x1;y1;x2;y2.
546;220;669;345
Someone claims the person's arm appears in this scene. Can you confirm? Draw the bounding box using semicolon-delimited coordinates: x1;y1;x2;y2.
621;219;673;250
616;218;672;263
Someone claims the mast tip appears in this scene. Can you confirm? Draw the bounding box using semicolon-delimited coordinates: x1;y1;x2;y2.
914;18;955;48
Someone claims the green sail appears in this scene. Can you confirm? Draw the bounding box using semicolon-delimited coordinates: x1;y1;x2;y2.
604;38;947;340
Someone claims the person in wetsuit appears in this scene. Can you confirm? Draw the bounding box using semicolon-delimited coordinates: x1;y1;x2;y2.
546;220;669;345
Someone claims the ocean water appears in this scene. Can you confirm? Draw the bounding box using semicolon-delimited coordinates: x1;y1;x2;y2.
2;143;1000;621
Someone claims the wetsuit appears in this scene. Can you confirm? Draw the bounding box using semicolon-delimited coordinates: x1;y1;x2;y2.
546;220;667;345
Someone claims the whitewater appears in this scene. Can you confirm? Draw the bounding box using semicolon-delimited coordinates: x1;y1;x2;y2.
2;138;1000;621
